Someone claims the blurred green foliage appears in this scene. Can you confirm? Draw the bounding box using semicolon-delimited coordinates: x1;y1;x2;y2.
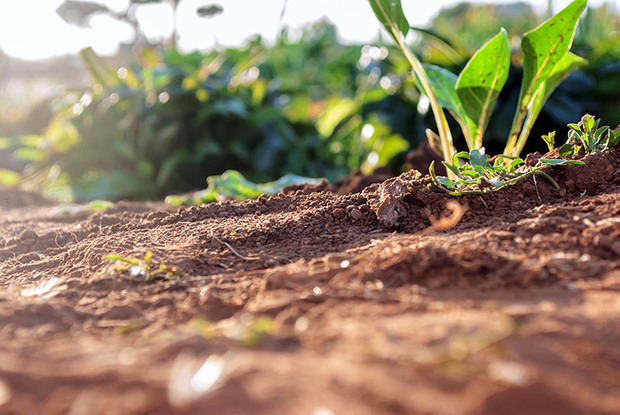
2;3;618;202
165;169;324;206
9;22;414;201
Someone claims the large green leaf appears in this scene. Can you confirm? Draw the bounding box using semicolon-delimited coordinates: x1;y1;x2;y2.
505;0;587;156
456;29;510;149
420;65;473;149
518;52;587;153
520;0;586;103
367;0;409;42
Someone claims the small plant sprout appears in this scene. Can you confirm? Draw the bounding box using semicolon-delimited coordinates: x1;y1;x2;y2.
561;114;620;156
368;0;588;167
541;131;556;152
429;149;584;196
192;315;277;348
105;251;180;282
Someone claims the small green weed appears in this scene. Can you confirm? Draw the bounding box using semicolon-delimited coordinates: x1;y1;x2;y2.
192;315;277;348
105;251;180;282
559;114;620;156
429;149;584;196
115;319;147;335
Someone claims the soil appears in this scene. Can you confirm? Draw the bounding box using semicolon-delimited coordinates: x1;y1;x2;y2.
0;148;619;415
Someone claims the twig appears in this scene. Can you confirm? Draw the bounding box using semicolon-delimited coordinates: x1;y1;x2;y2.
478;196;489;209
210;228;259;261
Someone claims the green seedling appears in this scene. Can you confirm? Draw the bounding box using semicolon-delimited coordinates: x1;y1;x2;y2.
560;114;620;156
541;131;556;152
368;0;587;164
105;251;180;282
192;315;277;348
115;319;147;335
88;200;114;211
429;149;584;196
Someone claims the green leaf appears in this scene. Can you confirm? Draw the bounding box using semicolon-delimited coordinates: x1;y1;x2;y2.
525;52;587;139
468;149;493;172
421;65;473;148
420;65;459;112
0;169;20;187
106;254;140;265
456;29;510;149
539;158;585;166
198;170;324;202
79;47;121;88
520;0;586;101
368;0;410;42
0;137;12;150
504;0;587;157
87;200;114;211
316;97;358;137
541;131;556;151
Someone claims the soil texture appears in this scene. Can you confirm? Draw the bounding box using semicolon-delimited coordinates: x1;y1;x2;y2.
0;149;619;415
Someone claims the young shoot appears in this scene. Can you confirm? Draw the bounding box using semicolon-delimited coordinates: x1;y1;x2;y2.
105;251;180;282
429;149;584;196
560;114;620;156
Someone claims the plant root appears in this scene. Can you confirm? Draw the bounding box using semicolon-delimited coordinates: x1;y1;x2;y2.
210;228;260;261
421;200;467;235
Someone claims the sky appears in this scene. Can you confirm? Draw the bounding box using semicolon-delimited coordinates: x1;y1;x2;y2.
0;0;617;61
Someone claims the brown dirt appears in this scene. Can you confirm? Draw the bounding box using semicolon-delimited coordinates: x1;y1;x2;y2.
0;149;619;415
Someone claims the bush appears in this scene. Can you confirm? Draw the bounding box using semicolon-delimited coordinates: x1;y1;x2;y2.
13;22;415;201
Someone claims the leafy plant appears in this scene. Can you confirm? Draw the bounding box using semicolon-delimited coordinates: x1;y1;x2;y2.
165;169;323;206
368;0;588;163
560;114;620;155
429;149;584;196
105;251;180;282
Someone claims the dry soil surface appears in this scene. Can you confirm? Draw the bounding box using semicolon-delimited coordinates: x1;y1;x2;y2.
0;149;619;415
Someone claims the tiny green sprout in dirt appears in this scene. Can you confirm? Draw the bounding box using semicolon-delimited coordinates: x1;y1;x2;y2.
557;114;620;156
429;149;584;196
368;0;588;175
105;251;180;282
88;200;114;211
115;318;147;335
191;315;277;348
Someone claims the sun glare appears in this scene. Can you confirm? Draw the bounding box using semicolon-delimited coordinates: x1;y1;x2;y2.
0;0;615;60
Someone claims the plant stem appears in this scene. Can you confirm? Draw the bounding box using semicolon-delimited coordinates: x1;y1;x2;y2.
503;91;530;157
394;34;456;174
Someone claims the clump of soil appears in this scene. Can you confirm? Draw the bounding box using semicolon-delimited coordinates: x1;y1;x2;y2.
0;149;619;414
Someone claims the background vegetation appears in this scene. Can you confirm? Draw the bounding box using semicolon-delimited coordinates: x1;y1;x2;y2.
1;1;618;201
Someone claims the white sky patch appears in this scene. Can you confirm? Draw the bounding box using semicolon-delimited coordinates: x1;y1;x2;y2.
0;0;616;60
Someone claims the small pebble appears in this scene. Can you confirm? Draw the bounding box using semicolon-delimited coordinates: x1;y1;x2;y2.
346;205;362;220
332;208;345;219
